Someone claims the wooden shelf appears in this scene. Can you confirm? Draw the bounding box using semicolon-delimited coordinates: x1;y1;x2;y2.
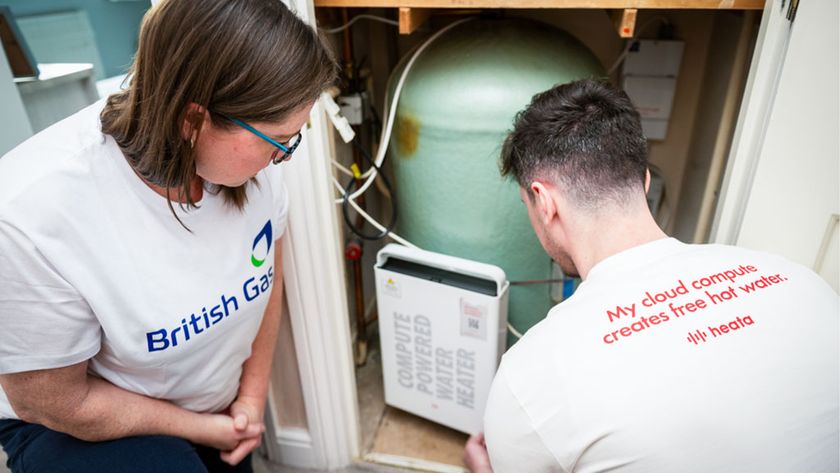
315;0;763;9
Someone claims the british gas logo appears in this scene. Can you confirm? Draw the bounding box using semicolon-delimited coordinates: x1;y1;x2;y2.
145;220;276;353
251;220;273;267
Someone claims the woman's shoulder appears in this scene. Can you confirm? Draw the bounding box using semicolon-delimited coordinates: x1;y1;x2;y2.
0;101;110;209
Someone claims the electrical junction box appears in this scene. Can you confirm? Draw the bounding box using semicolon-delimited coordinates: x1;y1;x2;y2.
338;92;367;125
622;39;684;77
374;244;509;434
621;39;684;140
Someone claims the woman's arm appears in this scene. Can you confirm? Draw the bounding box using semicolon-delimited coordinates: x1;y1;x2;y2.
0;361;261;450
236;240;285;406
222;240;286;464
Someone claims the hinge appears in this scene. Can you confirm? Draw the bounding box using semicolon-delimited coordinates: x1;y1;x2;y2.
786;0;799;22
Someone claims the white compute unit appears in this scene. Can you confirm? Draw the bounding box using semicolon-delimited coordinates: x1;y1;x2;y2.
374;244;509;434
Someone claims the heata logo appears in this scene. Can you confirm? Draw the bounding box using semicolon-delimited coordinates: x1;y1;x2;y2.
251;220;273;267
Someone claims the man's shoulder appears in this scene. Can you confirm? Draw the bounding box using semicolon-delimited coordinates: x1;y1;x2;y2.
619;239;815;283
498;302;583;380
680;242;825;285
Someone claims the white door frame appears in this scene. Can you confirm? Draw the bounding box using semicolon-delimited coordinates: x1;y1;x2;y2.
271;0;361;469
273;99;361;467
275;108;361;469
710;0;794;244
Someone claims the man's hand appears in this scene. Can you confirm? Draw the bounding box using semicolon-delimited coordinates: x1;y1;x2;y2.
464;433;494;473
220;395;266;465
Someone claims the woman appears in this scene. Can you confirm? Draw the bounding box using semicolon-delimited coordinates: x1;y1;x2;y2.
0;0;336;471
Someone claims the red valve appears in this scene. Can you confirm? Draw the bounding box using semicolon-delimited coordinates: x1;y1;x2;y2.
345;240;362;261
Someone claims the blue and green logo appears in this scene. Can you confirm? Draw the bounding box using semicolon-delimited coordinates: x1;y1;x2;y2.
251;220;273;267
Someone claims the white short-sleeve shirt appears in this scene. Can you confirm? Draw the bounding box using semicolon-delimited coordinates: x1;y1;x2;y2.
485;238;839;473
0;100;290;418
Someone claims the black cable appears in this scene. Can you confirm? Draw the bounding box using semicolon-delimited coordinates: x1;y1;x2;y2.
341;141;398;240
510;279;564;286
368;104;383;139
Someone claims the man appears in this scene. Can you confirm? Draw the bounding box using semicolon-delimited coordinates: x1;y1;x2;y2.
464;79;839;473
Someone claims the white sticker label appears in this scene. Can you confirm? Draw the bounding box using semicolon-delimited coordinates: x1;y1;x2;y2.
460;299;486;340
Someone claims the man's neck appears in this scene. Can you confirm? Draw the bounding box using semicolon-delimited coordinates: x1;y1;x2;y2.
567;203;668;280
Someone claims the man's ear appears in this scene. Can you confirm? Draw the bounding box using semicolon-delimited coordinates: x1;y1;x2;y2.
530;181;558;226
181;102;207;141
644;168;651;194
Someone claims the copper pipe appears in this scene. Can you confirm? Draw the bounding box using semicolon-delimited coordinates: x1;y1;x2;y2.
341;11;369;364
340;9;354;80
353;258;366;345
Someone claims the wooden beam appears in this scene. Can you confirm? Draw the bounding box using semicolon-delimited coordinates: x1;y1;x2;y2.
316;0;764;9
399;7;432;34
612;8;637;37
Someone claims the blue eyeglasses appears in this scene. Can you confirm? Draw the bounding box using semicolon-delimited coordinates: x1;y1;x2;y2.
219;114;302;164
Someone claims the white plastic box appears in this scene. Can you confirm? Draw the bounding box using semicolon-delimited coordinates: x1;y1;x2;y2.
374;244;510;434
621;39;685;140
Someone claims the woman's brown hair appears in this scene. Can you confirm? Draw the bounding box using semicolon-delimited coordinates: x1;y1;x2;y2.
101;0;337;216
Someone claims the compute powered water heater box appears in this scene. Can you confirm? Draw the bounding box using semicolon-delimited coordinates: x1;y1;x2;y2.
374;244;510;434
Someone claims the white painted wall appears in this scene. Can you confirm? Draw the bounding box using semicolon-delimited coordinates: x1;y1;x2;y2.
0;46;32;156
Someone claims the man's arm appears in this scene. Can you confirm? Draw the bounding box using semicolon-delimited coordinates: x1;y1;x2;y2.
482;366;562;473
221;240;286;465
0;361;262;450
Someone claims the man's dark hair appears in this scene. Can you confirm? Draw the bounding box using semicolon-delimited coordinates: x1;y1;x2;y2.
500;79;648;208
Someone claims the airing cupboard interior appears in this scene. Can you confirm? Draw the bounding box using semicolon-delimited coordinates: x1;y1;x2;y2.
271;3;763;471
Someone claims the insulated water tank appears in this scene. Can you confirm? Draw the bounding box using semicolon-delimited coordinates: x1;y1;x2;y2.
388;18;604;344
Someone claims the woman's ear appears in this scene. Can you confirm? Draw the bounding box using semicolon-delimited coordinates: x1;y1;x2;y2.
181;102;207;142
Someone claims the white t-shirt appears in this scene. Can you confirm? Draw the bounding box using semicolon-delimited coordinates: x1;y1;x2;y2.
485;238;839;473
0;100;289;418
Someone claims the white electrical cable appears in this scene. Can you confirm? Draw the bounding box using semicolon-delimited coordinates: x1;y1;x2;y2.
607;43;633;76
607;16;671;76
322;14;399;34
332;176;418;248
332;17;475;205
331;160;355;178
331;156;391;197
507;322;524;340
